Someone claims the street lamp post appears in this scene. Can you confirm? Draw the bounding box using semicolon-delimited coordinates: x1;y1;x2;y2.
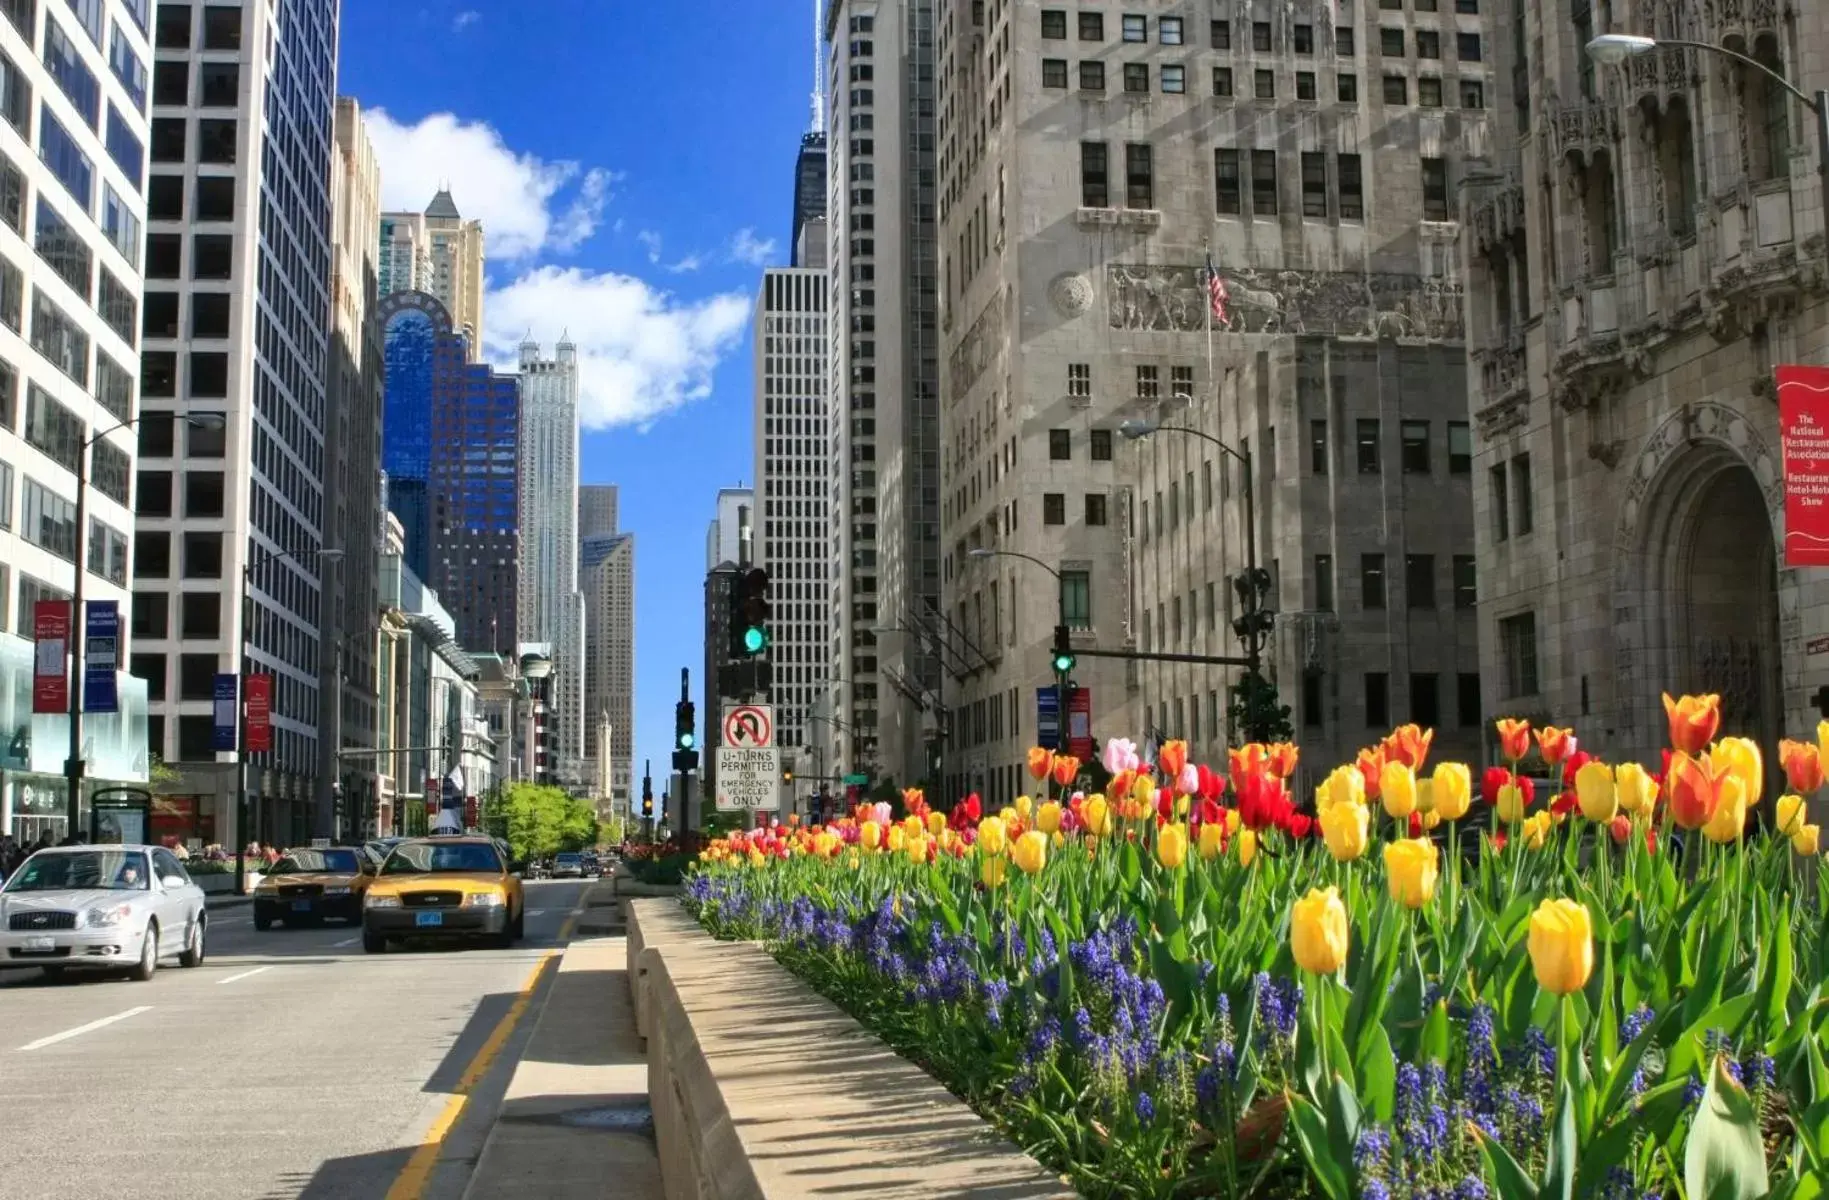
65;413;224;841
1585;34;1829;222
235;544;342;894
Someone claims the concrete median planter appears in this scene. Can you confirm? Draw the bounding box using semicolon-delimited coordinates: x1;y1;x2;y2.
625;900;1076;1200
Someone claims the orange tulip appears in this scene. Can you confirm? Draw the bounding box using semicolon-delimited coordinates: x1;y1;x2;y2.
1495;718;1531;763
1159;740;1189;779
1026;746;1054;780
1229;743;1268;780
1666;752;1727;831
1355;746;1387;800
1662;693;1722;757
1382;724;1434;771
1051;755;1081;787
1534;726;1575;768
1267;742;1300;779
1781;739;1826;795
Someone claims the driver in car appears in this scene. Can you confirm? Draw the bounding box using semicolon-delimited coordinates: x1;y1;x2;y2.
115;861;142;888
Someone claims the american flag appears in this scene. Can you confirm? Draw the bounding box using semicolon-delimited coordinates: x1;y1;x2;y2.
1205;253;1230;328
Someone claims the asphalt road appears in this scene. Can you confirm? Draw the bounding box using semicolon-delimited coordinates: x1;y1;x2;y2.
0;877;594;1200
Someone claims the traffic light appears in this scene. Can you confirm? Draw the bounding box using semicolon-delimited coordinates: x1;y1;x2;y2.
1051;624;1076;675
739;568;771;656
675;699;696;751
641;769;654;819
1231;568;1276;645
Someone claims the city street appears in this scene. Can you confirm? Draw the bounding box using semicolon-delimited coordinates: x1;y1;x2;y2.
0;878;594;1200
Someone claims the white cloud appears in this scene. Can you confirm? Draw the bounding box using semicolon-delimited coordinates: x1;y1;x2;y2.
451;9;481;31
365;110;611;259
635;229;664;263
727;228;777;266
485;268;750;430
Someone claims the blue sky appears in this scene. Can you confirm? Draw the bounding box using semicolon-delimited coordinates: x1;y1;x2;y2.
339;0;810;810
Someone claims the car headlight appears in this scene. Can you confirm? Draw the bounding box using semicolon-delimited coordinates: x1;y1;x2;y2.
365;894;402;908
323;886;352;896
83;904;134;928
462;892;505;908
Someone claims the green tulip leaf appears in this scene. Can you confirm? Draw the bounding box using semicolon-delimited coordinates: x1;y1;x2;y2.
1473;1121;1541;1200
1538;1076;1579;1200
1286;1092;1353;1200
1761;915;1794;1040
1685;1056;1771;1200
1353;1017;1397;1124
1669;993;1760;1083
1574;1078;1692;1196
1324;1072;1363;1191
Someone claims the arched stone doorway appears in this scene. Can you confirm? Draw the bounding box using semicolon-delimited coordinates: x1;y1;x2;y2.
1613;403;1794;760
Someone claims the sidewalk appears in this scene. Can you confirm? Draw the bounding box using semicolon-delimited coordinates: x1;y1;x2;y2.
461;926;662;1200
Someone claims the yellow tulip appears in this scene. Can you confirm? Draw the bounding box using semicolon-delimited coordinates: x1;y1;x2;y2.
1052;830;1065;848
1497;780;1530;824
1521;811;1553;849
1415;777;1436;815
998;806;1016;824
814;832;840;858
887;826;906;852
1380;761;1418;819
1083;793;1112;836
1237;827;1258;867
1819;719;1829;770
977;816;1008;856
1527;898;1594;995
847;850;862;870
747;848;767;868
980;855;1007;889
1383;838;1439;909
1431;763;1472;821
860;821;883;851
1011;830;1048;875
1702;774;1749;845
1225;808;1242;834
1793;824;1821;857
1321;764;1366;812
1156;823;1189;870
1574;760;1618;823
1036;800;1063;834
1616;762;1659;815
1130;774;1158;809
1197;821;1224;860
1320;798;1369;862
926;810;947;837
906;835;931;864
1709;737;1764;807
1290;887;1349;975
1015;795;1033;819
1776;793;1807;837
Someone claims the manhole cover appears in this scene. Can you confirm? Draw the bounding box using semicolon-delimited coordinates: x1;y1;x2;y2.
559;1104;653;1132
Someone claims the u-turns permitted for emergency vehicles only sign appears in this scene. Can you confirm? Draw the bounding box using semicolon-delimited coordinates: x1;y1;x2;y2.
722;704;774;749
716;704;779;811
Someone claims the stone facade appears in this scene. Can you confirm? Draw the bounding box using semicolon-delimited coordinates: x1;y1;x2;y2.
1459;0;1829;815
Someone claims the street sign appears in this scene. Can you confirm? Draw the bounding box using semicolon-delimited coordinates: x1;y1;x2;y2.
715;746;781;810
1066;686;1093;760
722;704;774;749
1036;686;1061;750
842;772;869;786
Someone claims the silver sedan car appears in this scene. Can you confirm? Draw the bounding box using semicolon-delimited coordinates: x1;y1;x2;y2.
0;845;208;982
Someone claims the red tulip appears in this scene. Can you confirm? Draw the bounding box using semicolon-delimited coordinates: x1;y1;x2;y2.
1535;726;1576;768
1662;693;1722;757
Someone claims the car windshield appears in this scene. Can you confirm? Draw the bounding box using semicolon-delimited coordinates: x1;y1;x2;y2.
3;850;151;892
381;842;503;875
270;850;362;875
556;854;580;863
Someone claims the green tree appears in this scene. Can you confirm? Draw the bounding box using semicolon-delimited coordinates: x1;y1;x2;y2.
1228;671;1294;745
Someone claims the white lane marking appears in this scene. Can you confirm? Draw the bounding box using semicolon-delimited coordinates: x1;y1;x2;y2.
526;909;545;917
216;966;272;985
332;937;359;947
19;1006;153;1052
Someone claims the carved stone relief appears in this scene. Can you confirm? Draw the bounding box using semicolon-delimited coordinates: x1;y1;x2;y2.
1047;272;1095;319
947;289;1006;397
1104;264;1464;340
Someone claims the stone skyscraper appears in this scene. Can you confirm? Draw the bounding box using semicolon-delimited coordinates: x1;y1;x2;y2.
580;485;632;810
518;340;586;783
379;190;485;359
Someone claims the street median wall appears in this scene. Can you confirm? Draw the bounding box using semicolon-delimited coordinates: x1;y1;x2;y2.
624;899;1078;1200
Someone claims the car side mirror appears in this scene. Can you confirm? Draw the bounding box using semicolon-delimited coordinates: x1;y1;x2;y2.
161;875;189;889
511;860;528;875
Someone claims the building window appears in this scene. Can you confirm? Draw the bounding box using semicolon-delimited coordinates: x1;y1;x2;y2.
197;117;236;164
153;57;187;105
1079;141;1108;206
1252;21;1271;51
35;197;94;300
1060;570;1091;627
180;591;220;638
0;355;14;428
1078;11;1103;39
1300;151;1327;217
1416;29;1441;58
1337;26;1356;55
1296;71;1317;100
1160;64;1185;93
1381;28;1406;56
1448;421;1471;473
1406;554;1436;608
95;350;131;421
147;174;181;219
1315;554;1335;611
1040;9;1067;38
0;47;30;138
1125;143;1153;208
25;384;82;471
1160;16;1183;44
1339;153;1364;218
1338;72;1359;103
1419;76;1444;108
1361;553;1387;609
1365;672;1390;727
135;469;171;516
1122;13;1146;42
1201;460;1213;508
1303;673;1324;728
1043;493;1065;525
110;24;148;112
1085;493;1108;525
102;185;140;266
182;531;223;579
1309;419;1328;474
1499;611;1538;697
45;16;102;127
31;289;89;386
1356;418;1380;473
1491;464;1510;541
21;477;78;560
136;532;170;578
1049;429;1071;460
132;590;168;639
183;470;225;518
66;0;101;41
1250;149;1277;214
1211;19;1231;49
196;175;234;220
1136;364;1159;399
88;518;127;584
1422;156;1450;219
1411;673;1441;727
1383;75;1409;104
39;106;95;211
1254;68;1274;99
1511;453;1533;534
149;116;185;163
1457;672;1481;726
201;4;242;49
1123;62;1149;92
99;269;136;346
1461;79;1486;109
1457;32;1483;61
1079;60;1105;92
1400;420;1430;473
1214;148;1241;214
1453;554;1477;609
1042;59;1068;88
1212;66;1233;97
1090;428;1112;460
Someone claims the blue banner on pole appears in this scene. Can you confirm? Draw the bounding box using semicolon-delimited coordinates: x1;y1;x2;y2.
82;601;119;713
212;675;238;750
1036;686;1061;751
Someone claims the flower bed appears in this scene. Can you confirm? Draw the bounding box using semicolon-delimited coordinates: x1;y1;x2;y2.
685;698;1829;1199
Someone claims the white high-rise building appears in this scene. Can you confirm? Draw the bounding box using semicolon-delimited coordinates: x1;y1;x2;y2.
517;338;586;783
754;260;830;761
0;0;155;842
705;486;754;573
378;189;484;357
580;485;632;811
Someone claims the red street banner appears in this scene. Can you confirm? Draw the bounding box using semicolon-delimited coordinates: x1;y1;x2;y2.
245;674;274;752
32;601;71;714
1777;364;1829;567
463;797;479;828
1067;686;1094;762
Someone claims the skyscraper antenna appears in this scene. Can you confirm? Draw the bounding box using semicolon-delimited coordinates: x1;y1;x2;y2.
811;0;825;134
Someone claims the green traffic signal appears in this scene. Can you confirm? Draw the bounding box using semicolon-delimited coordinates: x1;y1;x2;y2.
678;731;696;750
1052;651;1075;673
743;626;768;654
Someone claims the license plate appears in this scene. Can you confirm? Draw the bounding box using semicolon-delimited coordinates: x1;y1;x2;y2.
20;936;54;953
292;900;312;912
415;911;442;927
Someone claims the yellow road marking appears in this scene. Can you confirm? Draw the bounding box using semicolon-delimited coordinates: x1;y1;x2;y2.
384;952;558;1200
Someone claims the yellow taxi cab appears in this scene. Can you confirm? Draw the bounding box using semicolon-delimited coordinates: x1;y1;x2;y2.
361;835;525;953
252;846;375;929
